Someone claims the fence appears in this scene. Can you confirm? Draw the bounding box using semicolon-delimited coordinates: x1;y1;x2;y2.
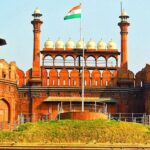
108;113;150;124
1;112;150;131
58;103;107;113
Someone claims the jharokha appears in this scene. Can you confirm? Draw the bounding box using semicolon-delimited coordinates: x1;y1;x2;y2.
0;8;150;127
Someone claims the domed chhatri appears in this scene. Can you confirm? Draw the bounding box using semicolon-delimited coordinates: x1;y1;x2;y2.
76;39;85;49
97;39;107;50
33;8;42;17
121;9;128;17
44;38;54;49
34;8;41;14
65;38;75;49
86;39;96;50
55;38;64;49
107;39;117;49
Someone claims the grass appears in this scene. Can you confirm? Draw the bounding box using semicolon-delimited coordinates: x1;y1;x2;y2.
0;119;150;144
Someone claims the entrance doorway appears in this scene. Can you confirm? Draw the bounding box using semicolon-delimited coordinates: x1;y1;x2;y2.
0;99;10;123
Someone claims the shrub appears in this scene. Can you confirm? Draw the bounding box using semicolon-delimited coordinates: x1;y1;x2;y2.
0;119;149;144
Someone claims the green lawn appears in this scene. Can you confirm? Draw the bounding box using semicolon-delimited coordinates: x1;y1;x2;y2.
0;119;150;144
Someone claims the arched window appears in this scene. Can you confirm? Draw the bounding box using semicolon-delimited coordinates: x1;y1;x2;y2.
70;69;79;87
49;69;58;86
97;56;106;67
75;56;85;67
54;56;64;66
107;57;117;67
82;70;90;87
59;69;69;86
102;70;111;87
65;56;74;66
91;70;101;87
86;56;96;67
44;55;53;66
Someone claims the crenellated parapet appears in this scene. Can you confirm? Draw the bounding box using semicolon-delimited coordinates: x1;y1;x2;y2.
0;59;27;88
17;68;25;87
0;59;17;82
117;69;134;87
135;64;150;86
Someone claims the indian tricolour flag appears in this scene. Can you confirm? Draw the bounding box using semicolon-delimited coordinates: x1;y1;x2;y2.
64;4;81;20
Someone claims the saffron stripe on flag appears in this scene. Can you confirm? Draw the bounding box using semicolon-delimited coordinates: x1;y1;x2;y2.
64;4;81;20
69;5;81;12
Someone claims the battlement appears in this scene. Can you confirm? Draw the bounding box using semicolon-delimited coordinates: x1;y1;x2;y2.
0;59;18;83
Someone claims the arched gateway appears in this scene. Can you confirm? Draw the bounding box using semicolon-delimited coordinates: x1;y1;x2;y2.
0;99;10;123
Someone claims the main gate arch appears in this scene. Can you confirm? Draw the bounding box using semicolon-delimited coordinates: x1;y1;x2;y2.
0;99;10;123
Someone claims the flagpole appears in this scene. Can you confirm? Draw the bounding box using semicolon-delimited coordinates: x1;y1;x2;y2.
80;18;82;40
80;3;84;112
81;38;85;112
64;4;84;112
80;3;82;40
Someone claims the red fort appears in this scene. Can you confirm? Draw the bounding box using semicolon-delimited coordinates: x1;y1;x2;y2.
0;8;150;128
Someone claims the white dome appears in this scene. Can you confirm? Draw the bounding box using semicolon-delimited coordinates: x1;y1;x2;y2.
44;38;54;49
34;8;41;15
97;39;107;50
76;39;85;49
55;38;64;49
86;39;96;49
121;9;128;16
66;38;75;49
107;39;117;49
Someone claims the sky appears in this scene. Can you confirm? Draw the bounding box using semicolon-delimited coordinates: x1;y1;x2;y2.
0;0;149;74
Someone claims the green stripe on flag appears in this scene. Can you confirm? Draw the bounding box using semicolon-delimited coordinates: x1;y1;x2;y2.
64;14;81;20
